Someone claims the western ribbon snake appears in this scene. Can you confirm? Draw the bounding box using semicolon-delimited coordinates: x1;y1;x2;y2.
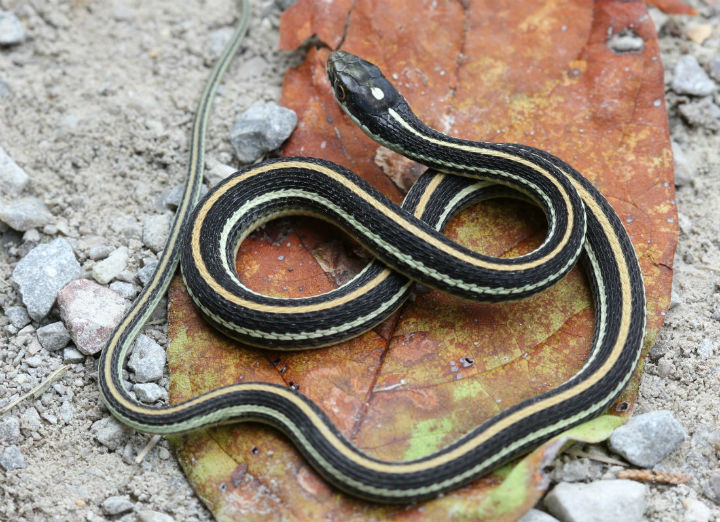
99;0;646;503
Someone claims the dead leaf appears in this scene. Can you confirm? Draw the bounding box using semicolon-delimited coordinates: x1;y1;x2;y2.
167;0;677;520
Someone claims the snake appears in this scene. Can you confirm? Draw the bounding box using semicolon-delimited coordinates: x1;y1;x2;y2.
98;0;646;503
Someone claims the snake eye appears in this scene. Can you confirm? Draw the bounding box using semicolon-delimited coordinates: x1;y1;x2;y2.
335;83;346;102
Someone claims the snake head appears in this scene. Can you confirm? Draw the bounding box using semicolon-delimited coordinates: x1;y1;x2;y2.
326;51;402;132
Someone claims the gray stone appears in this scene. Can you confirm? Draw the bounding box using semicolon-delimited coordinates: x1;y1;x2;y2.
20;406;42;431
101;495;134;516
92;416;131;450
706;473;720;502
609;410;686;467
142;213;171;253
607;29;643;54
206;161;236;187
133;382;168;403
128;334;166;383
553;457;603;483
0;445;26;471
88;243;112;261
544;480;647;522
0;415;21;443
62;346;84;363
516;509;560;522
12;239;82;320
0;197;53;231
207;27;235;58
110;281;138;300
4;305;30;329
36;321;71;351
24;356;42;368
0;10;27;45
0;145;29;195
160;183;208;211
230;102;297;163
57;279;127;355
111;214;142;240
137;261;158;286
672;55;717;96
709;55;720;83
58;401;74;424
678;97;720;131
671;141;694;187
137;511;175;522
91;246;129;284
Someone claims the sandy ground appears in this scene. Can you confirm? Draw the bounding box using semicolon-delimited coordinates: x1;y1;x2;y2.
0;0;719;521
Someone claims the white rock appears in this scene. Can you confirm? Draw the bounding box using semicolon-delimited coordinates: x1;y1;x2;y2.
0;445;26;471
544;480;647;522
91;246;129;284
0;196;53;231
142;214;171;253
0;10;27;45
101;495;134;516
230;102;297;163
683;498;712;522
137;510;175;522
0;145;29;195
92;416;131;450
671;55;717;96
133;382;168;403
57;279;127;355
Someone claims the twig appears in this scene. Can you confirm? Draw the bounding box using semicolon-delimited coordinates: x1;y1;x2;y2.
617;469;691;485
0;365;70;416
135;434;162;464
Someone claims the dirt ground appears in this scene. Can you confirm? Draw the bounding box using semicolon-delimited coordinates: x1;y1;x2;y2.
1;0;719;521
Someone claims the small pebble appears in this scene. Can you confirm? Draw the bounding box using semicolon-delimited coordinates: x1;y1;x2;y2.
57;279;127;355
133;382;168;403
36;321;71;351
62;346;85;363
206;160;236;187
671;55;717;97
0;196;53;231
92;416;130;451
706;473;720;502
608;410;686;467
0;415;21;443
230;102;297;163
697;338;714;358
110;281;138;300
708;55;720;83
101;495;134;516
0;445;26;471
607;29;643;53
553;457;603;482
686;24;712;45
20;406;42;431
137;261;158;286
24;355;42;368
88;243;113;261
92;246;129;284
137;510;176;522
683;498;712;522
677;97;720;131
516;509;560;522
671;141;694;187
0;10;27;45
207;27;235;58
544;480;647;522
4;305;30;329
128;334;166;383
12;238;82;320
58;401;75;424
142;214;171;253
0;145;29;195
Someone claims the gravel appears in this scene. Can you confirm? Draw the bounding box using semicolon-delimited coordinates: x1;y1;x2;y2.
4;305;30;329
91;246;129;285
133;382;168;403
91;417;131;451
0;415;21;443
608;410;687;468
128;334;166;383
0;445;26;471
12;238;82;321
544;480;648;522
230;101;297;163
0;10;26;46
0;196;53;231
36;321;71;351
142;214;172;253
0;145;29;195
57;279;127;355
671;55;717;96
101;496;134;516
